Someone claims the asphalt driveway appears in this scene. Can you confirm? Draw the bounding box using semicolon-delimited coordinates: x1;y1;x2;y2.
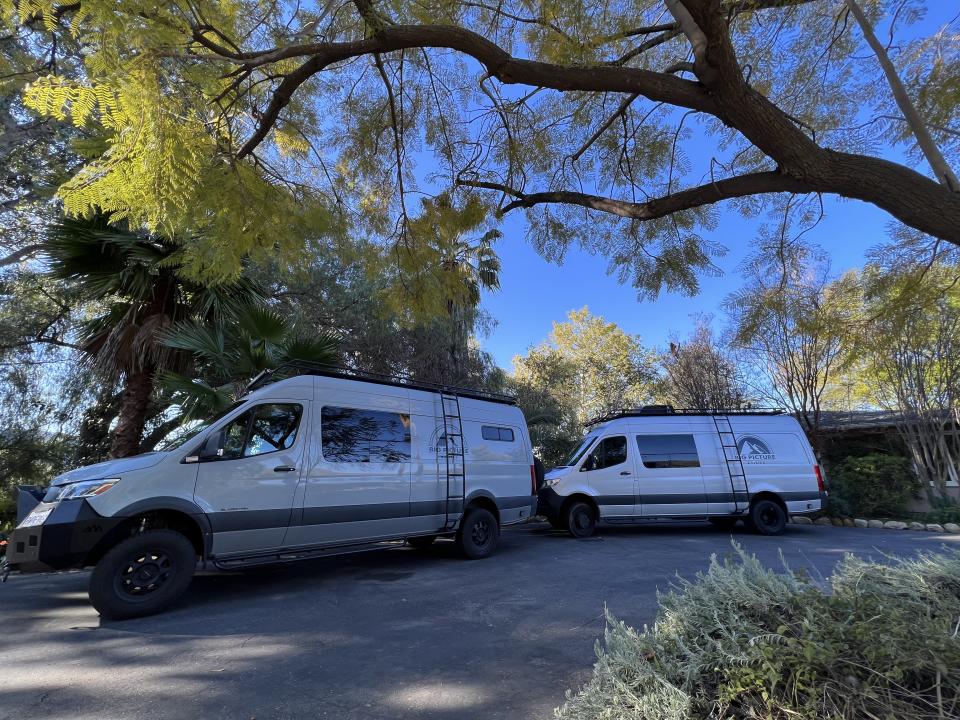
2;521;957;720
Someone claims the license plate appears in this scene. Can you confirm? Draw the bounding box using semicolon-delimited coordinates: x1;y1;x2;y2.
18;506;52;528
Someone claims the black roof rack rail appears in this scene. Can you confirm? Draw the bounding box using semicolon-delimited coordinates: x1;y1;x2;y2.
585;405;785;427
244;361;517;405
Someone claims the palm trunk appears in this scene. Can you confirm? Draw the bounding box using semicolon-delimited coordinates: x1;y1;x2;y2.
110;368;155;458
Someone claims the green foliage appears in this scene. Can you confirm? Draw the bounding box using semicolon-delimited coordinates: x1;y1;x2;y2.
158;306;338;424
5;0;954;291
557;545;960;720
511;307;659;465
826;453;919;518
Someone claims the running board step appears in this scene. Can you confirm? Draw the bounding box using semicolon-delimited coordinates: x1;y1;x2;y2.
213;540;406;569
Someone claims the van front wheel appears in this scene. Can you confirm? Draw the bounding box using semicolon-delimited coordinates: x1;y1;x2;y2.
456;508;499;559
88;529;197;620
566;501;596;538
749;499;787;536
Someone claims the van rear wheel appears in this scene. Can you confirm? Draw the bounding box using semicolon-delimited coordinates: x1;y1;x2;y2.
566;501;596;538
88;529;196;620
456;508;499;559
748;499;787;536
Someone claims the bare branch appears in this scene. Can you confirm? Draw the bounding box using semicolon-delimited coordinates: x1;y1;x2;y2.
458;171;809;220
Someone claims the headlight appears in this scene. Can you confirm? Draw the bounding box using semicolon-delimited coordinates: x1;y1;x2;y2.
542;477;562;488
46;478;120;502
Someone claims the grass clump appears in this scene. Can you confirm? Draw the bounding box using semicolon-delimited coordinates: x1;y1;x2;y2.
555;545;960;719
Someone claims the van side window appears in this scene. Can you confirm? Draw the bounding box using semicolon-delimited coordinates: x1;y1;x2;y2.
583;435;627;470
635;434;700;469
321;406;411;462
220;404;303;460
481;425;515;442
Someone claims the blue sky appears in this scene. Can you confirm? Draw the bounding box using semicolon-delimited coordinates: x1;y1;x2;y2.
478;194;890;368
475;5;953;370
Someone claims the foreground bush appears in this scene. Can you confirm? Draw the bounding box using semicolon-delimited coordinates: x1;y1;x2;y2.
556;546;960;720
827;453;918;518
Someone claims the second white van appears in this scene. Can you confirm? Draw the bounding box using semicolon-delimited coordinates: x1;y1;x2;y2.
537;407;825;537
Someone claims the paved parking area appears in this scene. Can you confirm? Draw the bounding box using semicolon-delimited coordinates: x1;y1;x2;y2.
2;521;958;720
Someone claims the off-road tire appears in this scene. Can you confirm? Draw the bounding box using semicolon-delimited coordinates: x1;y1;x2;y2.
456;508;499;559
748;499;787;536
89;529;196;620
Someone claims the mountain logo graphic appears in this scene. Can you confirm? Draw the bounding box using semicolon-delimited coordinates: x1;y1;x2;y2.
737;435;774;460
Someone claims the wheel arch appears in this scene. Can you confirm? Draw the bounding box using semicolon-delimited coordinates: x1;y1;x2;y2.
749;491;788;515
560;493;599;521
85;498;211;566
464;491;500;524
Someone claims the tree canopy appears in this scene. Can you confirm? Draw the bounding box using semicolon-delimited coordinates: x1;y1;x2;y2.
2;0;957;290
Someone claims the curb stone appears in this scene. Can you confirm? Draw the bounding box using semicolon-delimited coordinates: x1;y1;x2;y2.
927;523;945;532
868;519;884;528
854;518;868;528
791;516;812;525
883;521;908;530
909;522;925;531
944;523;960;534
814;517;833;526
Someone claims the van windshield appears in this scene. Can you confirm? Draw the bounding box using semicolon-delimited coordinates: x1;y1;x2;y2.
155;401;246;451
559;433;598;467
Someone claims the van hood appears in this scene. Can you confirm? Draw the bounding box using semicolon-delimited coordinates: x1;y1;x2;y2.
545;466;573;480
51;452;167;486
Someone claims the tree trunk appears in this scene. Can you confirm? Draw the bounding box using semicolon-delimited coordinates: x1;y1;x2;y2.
110;368;155;458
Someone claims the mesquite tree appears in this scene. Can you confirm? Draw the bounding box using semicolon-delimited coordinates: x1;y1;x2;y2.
2;1;957;288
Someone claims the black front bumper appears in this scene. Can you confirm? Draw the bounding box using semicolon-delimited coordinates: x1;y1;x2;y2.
6;499;122;573
536;486;564;520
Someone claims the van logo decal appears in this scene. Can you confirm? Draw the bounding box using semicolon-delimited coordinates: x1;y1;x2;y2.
428;426;470;457
737;435;775;462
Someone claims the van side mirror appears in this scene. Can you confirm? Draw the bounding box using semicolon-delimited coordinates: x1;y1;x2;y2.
188;432;224;463
580;456;594;472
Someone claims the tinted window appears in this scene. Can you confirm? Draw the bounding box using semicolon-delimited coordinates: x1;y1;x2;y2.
219;404;302;460
481;425;515;442
584;435;627;470
635;434;700;469
321;406;411;462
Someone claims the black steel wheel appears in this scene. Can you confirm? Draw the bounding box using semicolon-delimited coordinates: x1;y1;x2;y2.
565;501;596;538
749;499;787;536
89;529;196;620
456;507;499;559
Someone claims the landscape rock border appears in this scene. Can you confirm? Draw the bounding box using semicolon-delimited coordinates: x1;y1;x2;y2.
790;515;960;533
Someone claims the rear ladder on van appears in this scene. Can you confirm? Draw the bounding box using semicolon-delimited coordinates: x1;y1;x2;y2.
440;393;466;531
713;416;749;513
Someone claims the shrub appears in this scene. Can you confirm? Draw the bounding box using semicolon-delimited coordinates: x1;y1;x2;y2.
826;453;918;518
555;546;960;720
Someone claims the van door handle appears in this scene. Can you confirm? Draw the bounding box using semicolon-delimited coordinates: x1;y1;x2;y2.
619;471;631;476
273;466;296;472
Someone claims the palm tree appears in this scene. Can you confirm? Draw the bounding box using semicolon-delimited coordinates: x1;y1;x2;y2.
158;306;338;422
44;217;261;457
405;193;501;382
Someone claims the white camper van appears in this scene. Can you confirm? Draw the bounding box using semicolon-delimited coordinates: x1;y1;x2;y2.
6;365;536;618
537;407;825;537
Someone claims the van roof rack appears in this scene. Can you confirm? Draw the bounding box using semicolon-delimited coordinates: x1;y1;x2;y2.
244;361;517;405
584;405;784;427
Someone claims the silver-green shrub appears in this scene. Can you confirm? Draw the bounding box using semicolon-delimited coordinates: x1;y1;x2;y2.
556;545;960;720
